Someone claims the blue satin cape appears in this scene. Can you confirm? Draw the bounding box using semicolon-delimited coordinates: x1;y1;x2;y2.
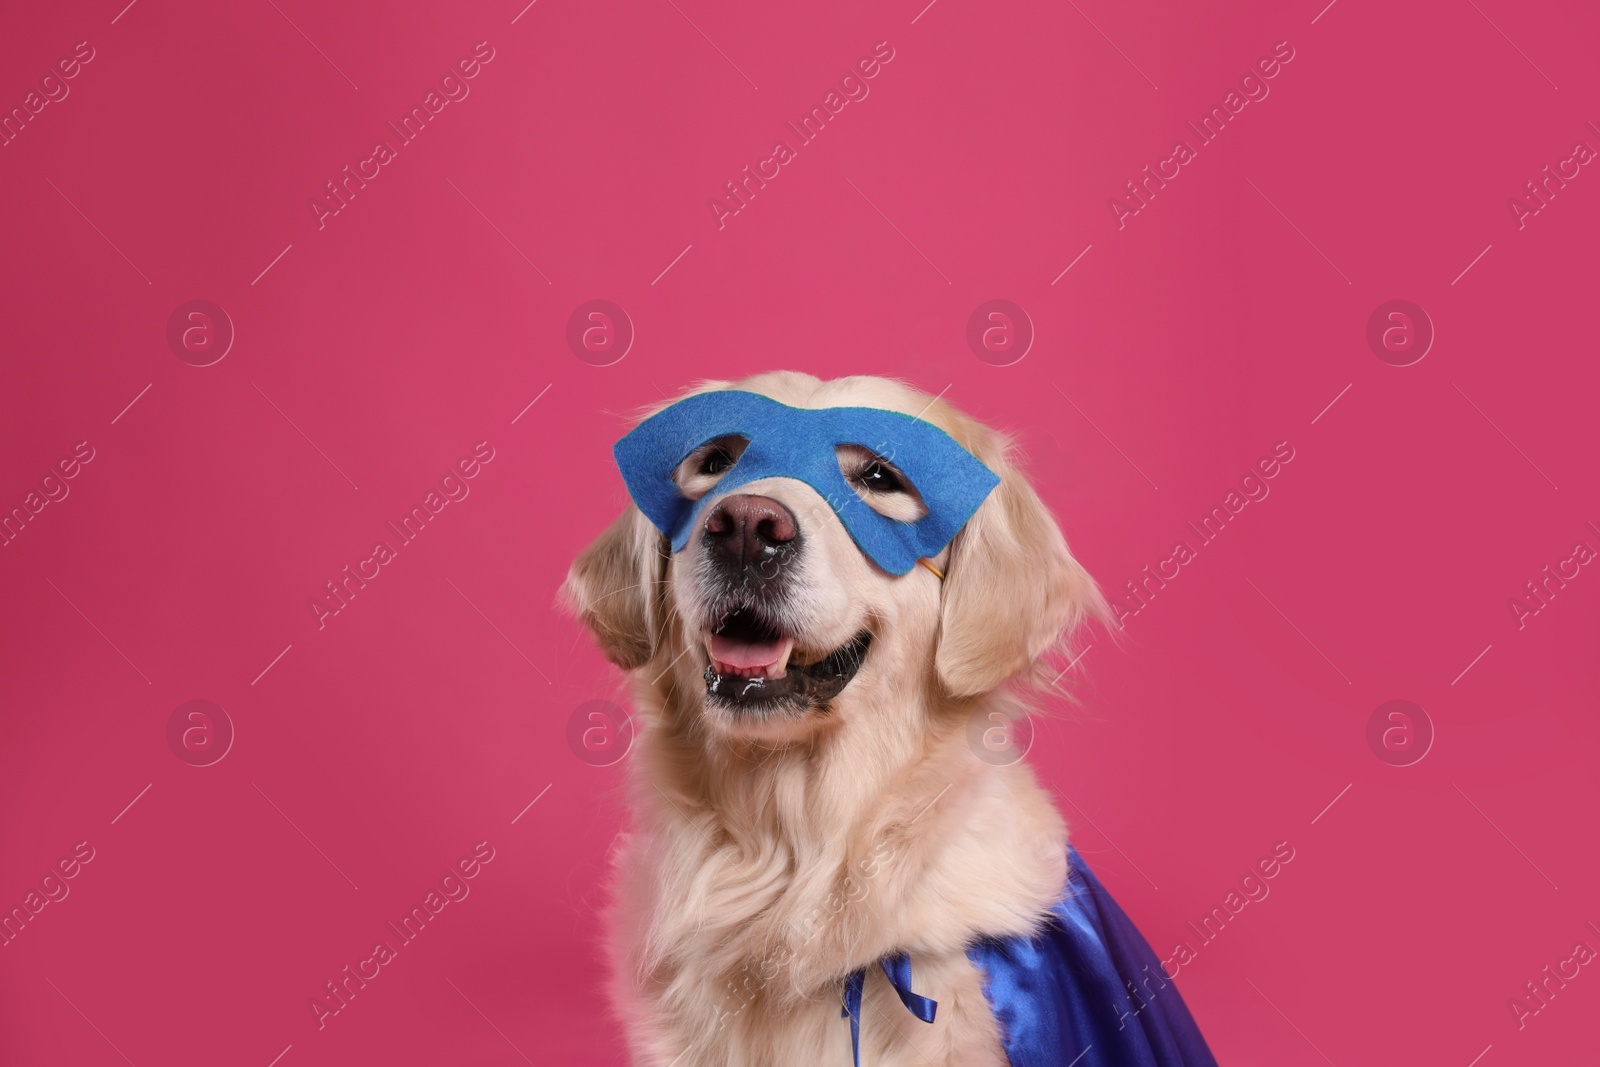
844;847;1218;1067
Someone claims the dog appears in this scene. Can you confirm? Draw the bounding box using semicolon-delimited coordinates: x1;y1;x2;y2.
562;372;1215;1067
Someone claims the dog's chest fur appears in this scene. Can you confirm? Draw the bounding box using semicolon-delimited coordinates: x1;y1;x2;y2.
606;717;1069;1067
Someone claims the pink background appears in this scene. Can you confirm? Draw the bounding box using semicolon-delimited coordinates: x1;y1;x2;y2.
2;0;1597;1064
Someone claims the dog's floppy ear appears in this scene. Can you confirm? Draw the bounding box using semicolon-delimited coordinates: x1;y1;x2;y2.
560;506;665;671
934;433;1106;698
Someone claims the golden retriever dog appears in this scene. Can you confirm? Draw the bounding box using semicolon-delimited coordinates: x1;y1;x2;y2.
563;372;1110;1066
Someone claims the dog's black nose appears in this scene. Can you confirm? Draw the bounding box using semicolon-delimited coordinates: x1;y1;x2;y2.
703;494;798;570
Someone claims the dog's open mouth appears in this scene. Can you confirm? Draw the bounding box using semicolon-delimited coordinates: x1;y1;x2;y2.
701;608;872;712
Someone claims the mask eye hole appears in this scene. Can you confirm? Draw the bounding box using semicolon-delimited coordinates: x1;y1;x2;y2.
698;445;738;477
857;460;905;494
674;435;748;500
836;445;927;522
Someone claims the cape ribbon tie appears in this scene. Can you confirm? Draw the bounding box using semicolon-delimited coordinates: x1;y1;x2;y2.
840;952;938;1067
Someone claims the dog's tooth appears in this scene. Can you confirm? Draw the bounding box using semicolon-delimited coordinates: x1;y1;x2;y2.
765;639;795;680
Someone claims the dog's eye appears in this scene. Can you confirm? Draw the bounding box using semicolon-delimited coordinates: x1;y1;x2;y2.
699;448;737;476
836;444;927;521
857;462;904;494
675;435;749;498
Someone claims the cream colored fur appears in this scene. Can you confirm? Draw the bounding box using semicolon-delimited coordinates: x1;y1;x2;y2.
562;373;1106;1066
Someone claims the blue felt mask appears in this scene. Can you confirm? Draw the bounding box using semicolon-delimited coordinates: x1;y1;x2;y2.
613;390;1000;576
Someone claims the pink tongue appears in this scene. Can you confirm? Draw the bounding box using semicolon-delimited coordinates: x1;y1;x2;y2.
710;633;786;670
